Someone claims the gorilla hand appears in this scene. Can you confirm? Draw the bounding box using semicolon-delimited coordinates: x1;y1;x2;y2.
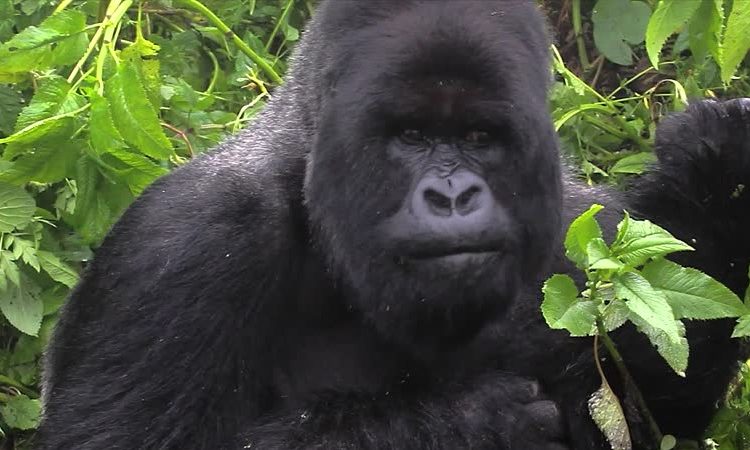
237;374;569;450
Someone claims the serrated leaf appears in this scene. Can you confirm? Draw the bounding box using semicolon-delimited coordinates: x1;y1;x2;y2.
565;204;604;269
89;92;126;155
642;259;746;320
0;277;43;336
630;310;689;376
592;0;651;65
0;10;87;75
732;315;750;338
646;0;702;68
610;152;657;175
588;379;632;450
615;272;687;375
105;150;168;195
0;395;41;430
601;295;630;332
611;213;693;267
687;0;724;63
37;250;78;288
105;62;173;159
0;182;35;233
0;139;81;184
720;0;750;82
0;85;23;135
542;274;596;336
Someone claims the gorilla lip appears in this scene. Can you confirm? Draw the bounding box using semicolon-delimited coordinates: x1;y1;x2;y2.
406;244;503;260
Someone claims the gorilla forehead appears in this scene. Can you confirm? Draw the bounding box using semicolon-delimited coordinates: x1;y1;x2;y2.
314;0;551;101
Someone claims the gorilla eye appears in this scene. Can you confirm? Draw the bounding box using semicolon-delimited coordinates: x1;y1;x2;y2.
466;130;491;145
400;129;424;144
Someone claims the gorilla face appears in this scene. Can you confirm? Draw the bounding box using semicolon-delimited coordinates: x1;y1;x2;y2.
304;1;563;353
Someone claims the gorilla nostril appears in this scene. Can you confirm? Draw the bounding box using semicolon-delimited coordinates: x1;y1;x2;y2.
455;186;483;215
423;189;453;216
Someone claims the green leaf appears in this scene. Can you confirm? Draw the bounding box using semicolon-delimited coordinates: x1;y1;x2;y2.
732;315;750;338
642;259;746;320
0;139;81;184
542;274;596;336
609;152;657;175
565;204;604;269
615;272;687;374
105;62;173;160
0;395;41;430
630;310;689;376
0;182;35;233
611;213;693;267
89;92;126;155
588;378;632;450
646;0;702;68
37;250;79;288
592;0;651;65
0;10;88;75
687;0;724;63
720;0;750;82
588;238;624;270
0;277;43;336
0;85;23;135
660;435;677;450
104;150;169;195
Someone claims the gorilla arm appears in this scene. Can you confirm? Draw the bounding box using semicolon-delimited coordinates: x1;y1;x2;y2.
36;140;308;449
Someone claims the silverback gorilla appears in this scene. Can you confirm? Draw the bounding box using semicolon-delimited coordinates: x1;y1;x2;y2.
37;1;750;449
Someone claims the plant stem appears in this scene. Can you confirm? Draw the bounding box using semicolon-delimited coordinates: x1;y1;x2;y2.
0;375;38;398
571;0;590;70
595;318;663;447
174;0;282;84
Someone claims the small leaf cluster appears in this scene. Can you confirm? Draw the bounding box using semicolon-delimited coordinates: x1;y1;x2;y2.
542;204;750;377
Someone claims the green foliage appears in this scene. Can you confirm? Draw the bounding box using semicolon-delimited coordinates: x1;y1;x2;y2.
542;205;750;448
0;0;310;445
589;0;750;82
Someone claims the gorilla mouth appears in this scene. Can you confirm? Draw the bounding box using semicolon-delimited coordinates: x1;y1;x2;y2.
406;243;503;261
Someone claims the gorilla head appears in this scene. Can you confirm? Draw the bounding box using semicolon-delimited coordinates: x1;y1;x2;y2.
303;0;563;353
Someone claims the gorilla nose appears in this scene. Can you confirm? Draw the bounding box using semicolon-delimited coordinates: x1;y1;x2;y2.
415;171;492;218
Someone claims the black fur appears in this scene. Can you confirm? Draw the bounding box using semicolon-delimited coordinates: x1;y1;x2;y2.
36;1;750;449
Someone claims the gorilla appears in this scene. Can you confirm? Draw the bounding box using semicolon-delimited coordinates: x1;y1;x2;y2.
36;0;750;449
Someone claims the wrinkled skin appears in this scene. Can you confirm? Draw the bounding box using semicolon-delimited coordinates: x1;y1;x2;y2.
36;1;750;449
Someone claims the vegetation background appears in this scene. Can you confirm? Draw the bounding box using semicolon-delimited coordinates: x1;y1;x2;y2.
0;0;748;448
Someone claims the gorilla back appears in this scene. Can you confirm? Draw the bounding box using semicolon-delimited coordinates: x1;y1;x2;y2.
37;1;750;449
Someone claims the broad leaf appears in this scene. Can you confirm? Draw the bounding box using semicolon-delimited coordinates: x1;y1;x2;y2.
0;182;35;233
732;315;750;338
611;213;693;267
37;250;79;288
105;63;173;160
609;152;657;175
687;0;724;63
0;395;41;430
642;259;746;320
593;0;651;65
0;10;87;75
616;271;688;375
720;0;750;82
0;278;43;336
542;274;596;336
630;311;689;376
565;204;604;269
645;0;701;68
